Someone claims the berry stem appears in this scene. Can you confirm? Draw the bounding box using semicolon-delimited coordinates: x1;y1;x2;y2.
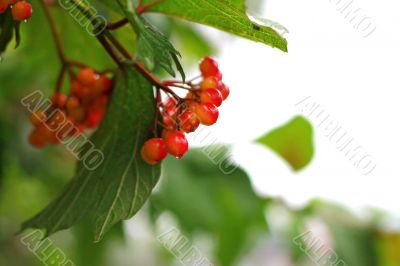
134;61;181;101
55;67;66;93
153;88;162;136
104;31;132;60
97;35;123;66
40;0;67;65
107;18;129;30
136;0;164;14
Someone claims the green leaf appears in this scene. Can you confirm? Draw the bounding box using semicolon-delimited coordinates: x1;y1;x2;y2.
141;0;288;52
256;116;314;171
0;10;21;54
21;64;161;242
117;2;185;79
151;147;267;266
328;223;378;266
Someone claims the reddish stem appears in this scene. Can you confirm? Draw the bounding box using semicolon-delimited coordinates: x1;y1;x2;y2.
107;18;129;30
137;0;164;14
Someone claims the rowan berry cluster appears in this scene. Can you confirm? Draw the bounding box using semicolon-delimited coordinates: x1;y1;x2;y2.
0;0;32;21
141;56;230;165
28;67;113;148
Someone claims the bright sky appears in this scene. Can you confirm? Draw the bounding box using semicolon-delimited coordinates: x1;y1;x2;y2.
188;0;400;223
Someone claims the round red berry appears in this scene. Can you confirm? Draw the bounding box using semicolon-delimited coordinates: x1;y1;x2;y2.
66;97;80;112
164;97;179;116
28;129;47;148
94;76;113;94
141;138;168;165
195;103;219;126
71;80;91;99
77;68;97;86
51;93;67;108
11;1;32;21
179;111;200;133
86;108;105;128
200;56;222;80
30;111;47;127
0;1;8;14
165;132;188;159
218;82;230;100
200;88;223;107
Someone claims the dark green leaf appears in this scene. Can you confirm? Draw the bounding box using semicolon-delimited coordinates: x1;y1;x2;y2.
0;10;20;54
117;2;185;79
21;64;161;242
141;0;288;52
256;116;314;171
151;147;267;266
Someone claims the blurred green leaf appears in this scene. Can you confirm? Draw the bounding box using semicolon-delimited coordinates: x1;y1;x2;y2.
329;223;378;266
152;147;267;266
256;116;314;171
142;0;288;52
21;64;160;242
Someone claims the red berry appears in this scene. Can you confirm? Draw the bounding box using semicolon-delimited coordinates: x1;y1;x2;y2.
0;1;8;14
66;97;80;111
141;138;168;165
6;0;19;4
51;93;67;108
141;147;158;165
36;124;57;144
195;103;219;126
86;108;105;128
200;88;223;107
30;111;47;127
28;129;47;148
163;115;176;130
165;132;188;159
11;1;32;21
94;76;113;94
200;56;222;80
179;111;200;133
77;68;97;86
164;97;179;116
69;107;86;123
162;129;183;141
71;81;91;99
218;82;230;100
200;76;219;90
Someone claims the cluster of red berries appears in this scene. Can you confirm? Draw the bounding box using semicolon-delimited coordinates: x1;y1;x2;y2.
29;67;113;148
0;0;32;21
141;56;230;165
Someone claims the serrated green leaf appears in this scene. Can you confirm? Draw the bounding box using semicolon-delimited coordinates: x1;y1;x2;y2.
256;116;314;171
141;0;288;52
21;64;161;242
116;2;185;79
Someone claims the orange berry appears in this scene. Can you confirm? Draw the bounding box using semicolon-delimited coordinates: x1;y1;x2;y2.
30;111;47;127
77;68;97;86
51;93;67;108
200;76;219;90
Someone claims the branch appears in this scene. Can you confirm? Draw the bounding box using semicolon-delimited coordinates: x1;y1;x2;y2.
40;0;67;65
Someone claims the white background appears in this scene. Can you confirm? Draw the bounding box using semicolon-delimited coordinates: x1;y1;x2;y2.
189;0;400;221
